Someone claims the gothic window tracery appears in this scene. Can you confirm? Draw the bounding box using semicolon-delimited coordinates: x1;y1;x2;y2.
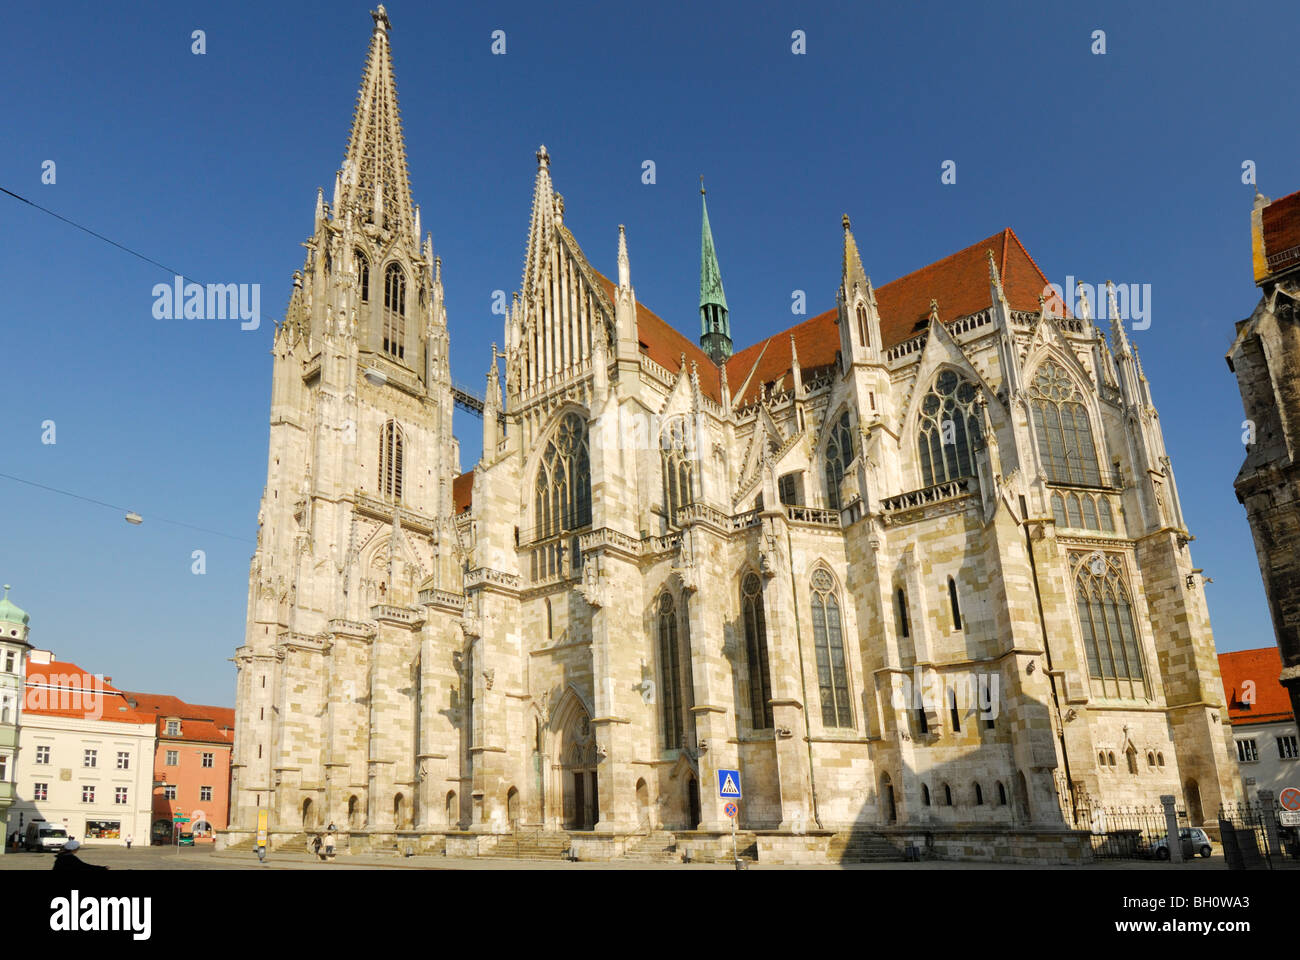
1070;553;1148;697
658;592;687;750
1029;359;1101;485
855;303;869;348
383;263;406;360
742;572;773;729
356;249;370;303
917;370;982;487
661;416;695;522
534;411;592;540
379;420;404;501
810;568;853;728
824;410;855;510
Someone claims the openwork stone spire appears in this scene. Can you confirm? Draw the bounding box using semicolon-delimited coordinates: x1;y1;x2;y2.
338;5;414;238
522;145;556;294
699;179;731;363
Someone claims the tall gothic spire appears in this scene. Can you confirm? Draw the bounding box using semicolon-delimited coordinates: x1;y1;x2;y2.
522;145;556;294
337;6;415;239
699;178;731;363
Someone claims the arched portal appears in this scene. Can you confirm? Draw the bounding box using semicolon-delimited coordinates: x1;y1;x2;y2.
686;776;701;830
880;773;897;822
507;787;520;828
393;793;409;829
635;778;650;829
559;699;598;830
301;798;316;830
347;795;361;831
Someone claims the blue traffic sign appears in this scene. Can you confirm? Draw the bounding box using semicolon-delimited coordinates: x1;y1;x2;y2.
718;769;742;799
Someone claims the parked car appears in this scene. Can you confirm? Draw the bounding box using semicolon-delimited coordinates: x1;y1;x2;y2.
24;820;69;852
178;832;195;846
1153;827;1213;859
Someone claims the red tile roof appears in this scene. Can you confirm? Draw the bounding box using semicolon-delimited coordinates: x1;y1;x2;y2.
452;470;474;514
590;272;724;403
1219;647;1295;727
23;658;155;725
119;691;235;745
719;228;1055;406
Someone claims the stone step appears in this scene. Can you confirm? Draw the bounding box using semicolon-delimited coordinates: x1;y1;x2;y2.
826;832;902;862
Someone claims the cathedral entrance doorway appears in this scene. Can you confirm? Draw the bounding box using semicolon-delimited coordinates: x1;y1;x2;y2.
686;776;700;829
559;700;598;830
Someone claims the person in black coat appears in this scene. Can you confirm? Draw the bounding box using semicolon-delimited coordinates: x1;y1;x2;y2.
52;838;109;872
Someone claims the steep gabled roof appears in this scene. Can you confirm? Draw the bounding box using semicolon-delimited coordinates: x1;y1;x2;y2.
590;272;724;403
1219;647;1295;727
717;228;1052;406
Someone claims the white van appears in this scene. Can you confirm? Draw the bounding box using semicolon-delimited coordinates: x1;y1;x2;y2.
24;820;68;852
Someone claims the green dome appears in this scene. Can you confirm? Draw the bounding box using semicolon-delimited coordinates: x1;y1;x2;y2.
0;586;29;626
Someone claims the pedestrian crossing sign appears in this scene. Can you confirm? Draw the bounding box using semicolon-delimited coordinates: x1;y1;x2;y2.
718;769;742;799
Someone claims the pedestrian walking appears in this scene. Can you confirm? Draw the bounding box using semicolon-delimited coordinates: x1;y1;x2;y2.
323;823;337;861
125;833;132;850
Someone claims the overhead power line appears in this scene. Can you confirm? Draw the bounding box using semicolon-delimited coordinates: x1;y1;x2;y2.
0;471;253;544
0;185;203;284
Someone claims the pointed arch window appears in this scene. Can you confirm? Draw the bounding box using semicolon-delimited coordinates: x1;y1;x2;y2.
824;410;855;511
355;249;370;303
742;573;773;729
661;416;695;522
917;370;982;487
1071;552;1148;697
534;411;592;540
1029;359;1100;485
378;420;405;501
810;568;853;728
895;586;911;639
658;592;689;750
855;303;869;348
383;263;406;360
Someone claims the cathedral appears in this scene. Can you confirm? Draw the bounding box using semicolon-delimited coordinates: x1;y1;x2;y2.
228;8;1240;861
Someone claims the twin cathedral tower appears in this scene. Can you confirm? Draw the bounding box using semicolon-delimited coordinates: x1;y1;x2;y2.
229;9;1239;856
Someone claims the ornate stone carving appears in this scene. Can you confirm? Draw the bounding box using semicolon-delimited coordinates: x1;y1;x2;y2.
579;557;608;608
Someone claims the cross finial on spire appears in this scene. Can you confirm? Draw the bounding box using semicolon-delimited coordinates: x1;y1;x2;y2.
372;5;390;32
700;174;705;196
537;144;550;168
842;213;851;231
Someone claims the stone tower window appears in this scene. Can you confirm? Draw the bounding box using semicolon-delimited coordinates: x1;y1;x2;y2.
356;249;370;303
810;568;852;729
534;411;591;539
947;576;962;631
741;573;773;730
917;370;982;487
657;592;685;751
383;263;406;360
1029;359;1101;486
824;410;855;511
1070;552;1148;698
855;303;869;348
379;420;405;501
895;587;910;639
661;416;695;522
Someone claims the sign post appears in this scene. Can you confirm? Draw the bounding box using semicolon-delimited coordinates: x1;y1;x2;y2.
256;808;268;864
1280;787;1300;828
718;769;742;869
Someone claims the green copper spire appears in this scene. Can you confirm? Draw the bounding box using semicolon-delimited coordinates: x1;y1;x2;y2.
699;178;732;363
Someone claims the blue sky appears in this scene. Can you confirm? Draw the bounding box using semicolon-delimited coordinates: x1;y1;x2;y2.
0;0;1290;705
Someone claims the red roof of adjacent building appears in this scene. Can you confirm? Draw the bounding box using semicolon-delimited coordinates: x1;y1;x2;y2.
23;657;155;725
119;691;235;745
1261;189;1300;277
1219;647;1295;726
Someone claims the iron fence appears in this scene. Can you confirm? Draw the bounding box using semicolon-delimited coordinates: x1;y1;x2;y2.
1217;799;1300;870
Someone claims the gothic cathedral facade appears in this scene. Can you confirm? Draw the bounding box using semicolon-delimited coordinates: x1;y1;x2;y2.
230;9;1239;853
